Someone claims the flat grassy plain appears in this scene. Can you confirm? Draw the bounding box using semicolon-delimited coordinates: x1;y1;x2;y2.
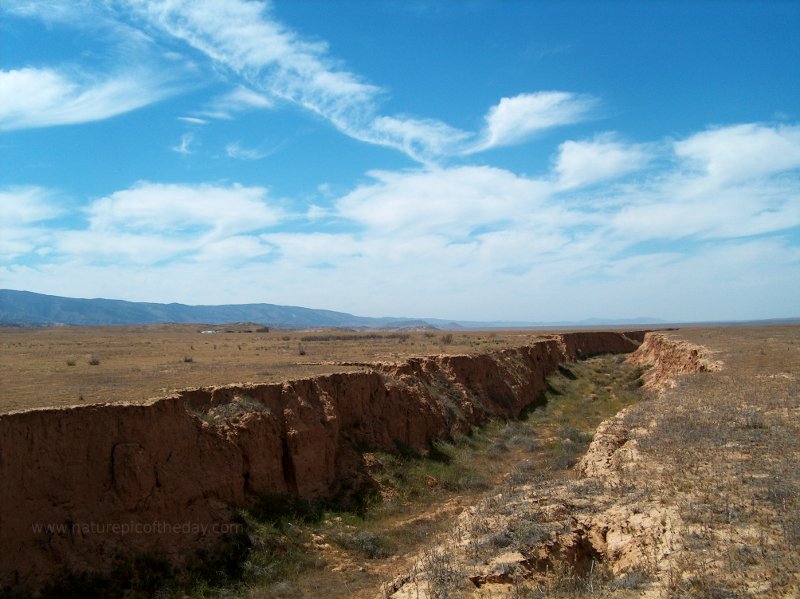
0;325;555;412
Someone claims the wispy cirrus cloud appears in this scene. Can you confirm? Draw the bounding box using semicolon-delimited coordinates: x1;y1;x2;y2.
0;1;192;130
121;0;591;162
225;141;269;160
4;0;598;160
200;86;274;120
467;92;598;153
0;67;173;131
171;132;194;155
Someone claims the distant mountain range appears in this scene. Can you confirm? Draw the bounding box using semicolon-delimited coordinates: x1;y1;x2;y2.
0;290;430;329
0;289;671;329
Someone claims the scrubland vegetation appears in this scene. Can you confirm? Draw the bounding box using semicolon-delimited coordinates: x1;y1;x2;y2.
0;326;548;411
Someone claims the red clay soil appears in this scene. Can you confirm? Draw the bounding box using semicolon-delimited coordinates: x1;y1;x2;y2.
1;331;651;591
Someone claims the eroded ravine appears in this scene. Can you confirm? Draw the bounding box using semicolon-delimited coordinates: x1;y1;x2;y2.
0;330;717;596
288;353;653;599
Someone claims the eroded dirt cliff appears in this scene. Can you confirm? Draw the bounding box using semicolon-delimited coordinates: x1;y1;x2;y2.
627;330;722;391
381;330;747;598
0;332;644;592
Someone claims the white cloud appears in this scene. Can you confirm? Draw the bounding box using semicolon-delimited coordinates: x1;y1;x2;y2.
369;116;470;164
0;187;61;259
261;232;363;264
470;92;597;153
3;122;798;321
193;235;273;262
606;124;800;243
87;182;282;238
177;116;207;125
0;186;61;226
554;135;652;189
128;0;467;160
52;230;190;265
225;141;268;160
201;85;274;119
172;132;194;154
25;182;282;266
336;166;553;235
0;67;171;130
5;0;595;161
675;123;800;185
609;177;800;242
128;0;378;110
122;0;584;162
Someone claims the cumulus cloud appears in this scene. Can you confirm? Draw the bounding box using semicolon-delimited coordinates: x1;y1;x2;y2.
554;135;652;189
675;123;800;184
0;67;171;130
336;166;553;235
3;122;798;321
30;182;284;266
87;182;281;236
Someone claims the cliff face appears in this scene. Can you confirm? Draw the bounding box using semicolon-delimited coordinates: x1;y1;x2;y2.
0;332;644;590
627;331;722;391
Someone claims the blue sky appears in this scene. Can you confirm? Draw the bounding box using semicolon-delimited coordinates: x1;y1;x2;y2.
1;0;799;322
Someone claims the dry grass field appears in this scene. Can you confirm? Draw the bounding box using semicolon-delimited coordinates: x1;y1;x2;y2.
2;323;797;598
0;325;553;412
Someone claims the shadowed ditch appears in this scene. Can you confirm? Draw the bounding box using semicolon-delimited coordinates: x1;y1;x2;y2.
87;354;646;599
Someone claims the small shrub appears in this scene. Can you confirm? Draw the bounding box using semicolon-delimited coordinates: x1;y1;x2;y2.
183;356;193;363
421;548;462;598
88;356;100;366
66;359;76;366
298;343;306;356
612;569;653;590
332;530;393;559
440;333;454;345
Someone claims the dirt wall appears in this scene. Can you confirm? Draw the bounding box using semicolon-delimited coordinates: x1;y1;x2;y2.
0;331;644;591
627;331;723;391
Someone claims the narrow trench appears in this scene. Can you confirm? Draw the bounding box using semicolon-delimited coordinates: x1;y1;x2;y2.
230;354;649;599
